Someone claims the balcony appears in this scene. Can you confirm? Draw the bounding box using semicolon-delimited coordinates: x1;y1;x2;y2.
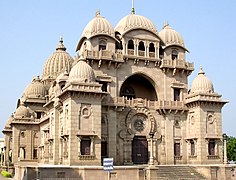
79;155;95;160
102;97;187;111
138;50;145;57
128;49;134;56
207;155;220;159
160;59;194;71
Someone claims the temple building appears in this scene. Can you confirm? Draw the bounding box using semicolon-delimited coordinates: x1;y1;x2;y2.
2;7;232;180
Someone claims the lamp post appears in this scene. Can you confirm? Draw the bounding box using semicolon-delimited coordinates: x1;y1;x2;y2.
149;132;154;165
223;133;227;164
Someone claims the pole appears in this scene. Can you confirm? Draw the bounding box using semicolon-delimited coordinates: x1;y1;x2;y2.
149;132;154;165
223;138;227;164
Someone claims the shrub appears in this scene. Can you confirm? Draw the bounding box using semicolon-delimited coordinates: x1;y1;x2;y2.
1;170;13;178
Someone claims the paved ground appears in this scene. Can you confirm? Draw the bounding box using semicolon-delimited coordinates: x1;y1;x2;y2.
0;175;14;180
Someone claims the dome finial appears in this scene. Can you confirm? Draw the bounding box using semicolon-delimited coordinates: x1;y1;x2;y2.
163;21;169;28
56;35;66;51
60;35;63;43
95;9;100;17
198;66;205;75
131;0;135;14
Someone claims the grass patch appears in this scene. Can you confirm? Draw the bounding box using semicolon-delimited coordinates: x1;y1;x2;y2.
1;170;13;178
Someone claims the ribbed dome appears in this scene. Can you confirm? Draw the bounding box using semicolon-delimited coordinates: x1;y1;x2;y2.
56;70;69;83
159;23;186;50
15;103;30;118
82;11;115;39
42;37;74;81
115;13;158;36
4;114;13;129
22;76;47;99
190;67;214;94
68;57;96;83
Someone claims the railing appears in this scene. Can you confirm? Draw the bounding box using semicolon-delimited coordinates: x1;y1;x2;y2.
207;155;220;159
189;155;197;159
79;155;95;160
102;97;186;110
160;59;194;70
128;49;134;55
138;50;145;57
174;156;182;160
149;52;155;58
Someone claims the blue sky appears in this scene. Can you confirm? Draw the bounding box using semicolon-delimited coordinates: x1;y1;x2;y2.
0;0;236;137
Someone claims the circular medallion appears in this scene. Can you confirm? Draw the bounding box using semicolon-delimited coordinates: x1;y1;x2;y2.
133;115;146;132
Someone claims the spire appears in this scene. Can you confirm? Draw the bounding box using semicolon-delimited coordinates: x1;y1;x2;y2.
131;0;135;14
56;36;66;51
163;21;170;29
95;9;101;17
198;66;205;75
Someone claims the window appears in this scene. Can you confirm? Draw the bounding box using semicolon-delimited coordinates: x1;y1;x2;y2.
138;41;145;51
99;40;106;50
36;112;41;119
174;88;181;101
171;50;178;60
208;140;215;155
128;40;134;49
99;82;108;92
120;86;135;100
33;148;38;159
174;142;181;156
149;43;155;53
190;140;195;156
159;46;164;59
81;139;91;155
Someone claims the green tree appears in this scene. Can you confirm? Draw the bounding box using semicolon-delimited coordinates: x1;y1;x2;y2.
226;136;236;161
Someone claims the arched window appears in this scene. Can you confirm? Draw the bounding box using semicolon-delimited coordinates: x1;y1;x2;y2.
171;49;178;60
149;43;155;52
99;40;106;50
120;87;135;100
159;46;164;59
138;41;145;56
149;43;155;58
128;40;134;49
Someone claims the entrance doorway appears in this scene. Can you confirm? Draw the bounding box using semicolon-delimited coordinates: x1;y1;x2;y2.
132;136;148;164
101;141;108;165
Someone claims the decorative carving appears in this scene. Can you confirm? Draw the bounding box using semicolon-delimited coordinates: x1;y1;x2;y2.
133;115;146;132
125;107;156;134
207;112;215;124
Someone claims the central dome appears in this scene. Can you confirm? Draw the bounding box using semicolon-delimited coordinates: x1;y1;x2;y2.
42;37;74;81
82;11;115;39
115;13;158;36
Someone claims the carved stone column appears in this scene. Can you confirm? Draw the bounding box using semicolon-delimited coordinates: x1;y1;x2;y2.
123;139;133;165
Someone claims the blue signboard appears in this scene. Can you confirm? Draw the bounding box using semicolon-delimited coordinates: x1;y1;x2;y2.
103;158;113;172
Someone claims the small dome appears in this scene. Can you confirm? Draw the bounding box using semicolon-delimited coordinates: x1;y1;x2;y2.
115;13;158;36
15;103;30;118
159;23;186;50
82;11;115;39
56;70;69;83
42;37;74;81
190;67;214;94
4;114;13;129
22;76;47;99
68;57;96;83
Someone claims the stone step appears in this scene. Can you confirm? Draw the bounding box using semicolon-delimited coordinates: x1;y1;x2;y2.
155;166;207;180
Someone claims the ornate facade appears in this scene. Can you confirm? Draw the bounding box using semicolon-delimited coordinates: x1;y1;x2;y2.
2;8;227;169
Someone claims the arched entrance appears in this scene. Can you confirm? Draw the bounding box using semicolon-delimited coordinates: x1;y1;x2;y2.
132;136;148;164
120;74;157;101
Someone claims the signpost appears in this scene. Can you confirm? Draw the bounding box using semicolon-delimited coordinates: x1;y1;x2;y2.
103;158;113;180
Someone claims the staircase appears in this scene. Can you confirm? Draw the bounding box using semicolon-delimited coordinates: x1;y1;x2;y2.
155;166;207;180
